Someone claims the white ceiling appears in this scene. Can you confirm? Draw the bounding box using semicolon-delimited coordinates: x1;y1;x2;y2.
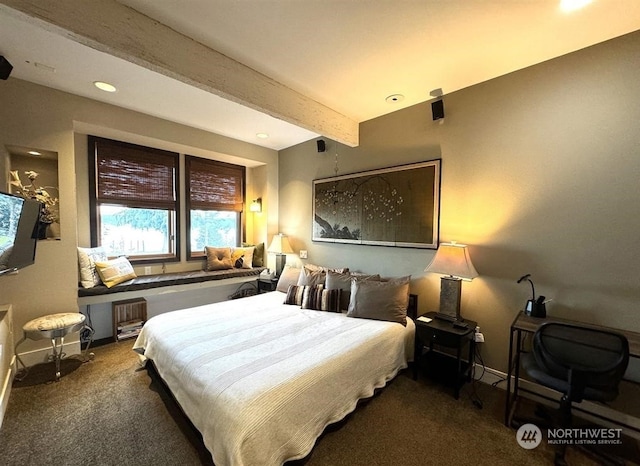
1;0;639;150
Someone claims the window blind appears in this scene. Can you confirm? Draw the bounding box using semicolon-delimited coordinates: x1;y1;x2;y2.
92;137;178;209
186;156;245;212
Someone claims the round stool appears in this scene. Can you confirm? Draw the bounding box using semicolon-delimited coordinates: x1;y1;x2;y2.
15;312;94;382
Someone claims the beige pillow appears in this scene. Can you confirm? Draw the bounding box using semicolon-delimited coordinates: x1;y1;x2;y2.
347;275;411;326
326;271;380;312
297;266;326;287
94;256;137;288
276;265;301;293
205;247;233;271
231;246;255;269
77;246;108;288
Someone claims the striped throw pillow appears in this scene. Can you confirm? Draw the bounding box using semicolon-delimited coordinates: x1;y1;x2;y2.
302;285;341;312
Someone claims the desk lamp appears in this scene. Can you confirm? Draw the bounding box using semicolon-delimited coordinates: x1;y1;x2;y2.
425;242;478;321
267;233;294;277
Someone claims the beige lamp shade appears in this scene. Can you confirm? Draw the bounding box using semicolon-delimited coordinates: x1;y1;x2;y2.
425;242;478;281
267;234;294;254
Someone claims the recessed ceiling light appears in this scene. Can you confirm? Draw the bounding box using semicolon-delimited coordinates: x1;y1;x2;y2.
385;94;405;104
28;150;41;156
94;81;117;92
560;0;592;12
256;133;269;139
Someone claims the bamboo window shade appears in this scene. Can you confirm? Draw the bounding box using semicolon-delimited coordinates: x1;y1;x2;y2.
93;137;178;209
186;156;245;212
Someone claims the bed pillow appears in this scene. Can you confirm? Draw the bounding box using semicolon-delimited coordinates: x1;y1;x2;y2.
242;242;264;267
231;246;255;269
326;271;381;312
205;246;234;271
77;246;108;288
305;263;349;274
301;285;341;312
346;275;411;326
276;265;301;292
297;266;326;287
284;284;306;306
94;256;137;288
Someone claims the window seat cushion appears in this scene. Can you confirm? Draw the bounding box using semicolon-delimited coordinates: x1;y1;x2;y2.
78;267;265;297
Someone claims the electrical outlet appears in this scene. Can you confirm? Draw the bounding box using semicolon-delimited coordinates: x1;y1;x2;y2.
144;266;152;275
299;250;308;259
474;332;485;343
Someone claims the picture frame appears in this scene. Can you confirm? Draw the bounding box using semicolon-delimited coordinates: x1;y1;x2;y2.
312;159;441;248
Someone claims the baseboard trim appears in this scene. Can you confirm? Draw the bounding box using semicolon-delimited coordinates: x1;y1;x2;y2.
15;341;82;369
474;364;640;439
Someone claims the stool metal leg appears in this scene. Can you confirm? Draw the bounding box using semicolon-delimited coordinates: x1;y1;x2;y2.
48;336;66;382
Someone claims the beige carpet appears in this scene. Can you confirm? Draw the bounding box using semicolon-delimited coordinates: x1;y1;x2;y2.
0;341;630;465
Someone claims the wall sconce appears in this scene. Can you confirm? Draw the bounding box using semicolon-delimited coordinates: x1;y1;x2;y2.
267;233;294;277
425;242;478;322
249;198;262;213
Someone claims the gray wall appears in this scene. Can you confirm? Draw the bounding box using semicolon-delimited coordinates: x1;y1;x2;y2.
0;79;278;356
278;30;640;374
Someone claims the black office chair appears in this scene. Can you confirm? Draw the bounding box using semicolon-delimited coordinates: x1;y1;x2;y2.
522;322;629;466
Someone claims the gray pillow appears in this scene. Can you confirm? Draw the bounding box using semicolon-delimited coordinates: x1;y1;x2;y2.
346;275;411;326
326;271;380;312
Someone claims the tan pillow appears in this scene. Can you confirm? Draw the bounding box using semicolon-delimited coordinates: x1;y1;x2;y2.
94;256;137;288
231;246;255;269
205;246;233;271
297;266;326;287
276;265;301;293
347;275;411;326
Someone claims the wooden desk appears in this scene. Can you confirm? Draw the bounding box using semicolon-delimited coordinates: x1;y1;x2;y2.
505;311;640;428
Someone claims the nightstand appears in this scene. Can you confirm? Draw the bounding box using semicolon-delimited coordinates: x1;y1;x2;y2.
413;312;477;399
257;277;278;293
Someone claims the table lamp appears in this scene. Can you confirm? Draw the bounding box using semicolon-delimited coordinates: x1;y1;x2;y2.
425;242;478;321
267;233;294;277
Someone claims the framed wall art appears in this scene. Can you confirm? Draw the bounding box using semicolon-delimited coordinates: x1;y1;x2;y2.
312;159;441;248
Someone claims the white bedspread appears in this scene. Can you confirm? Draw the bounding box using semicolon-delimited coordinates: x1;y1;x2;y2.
133;291;415;466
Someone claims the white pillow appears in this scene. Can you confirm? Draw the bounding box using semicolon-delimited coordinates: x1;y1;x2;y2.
77;246;108;288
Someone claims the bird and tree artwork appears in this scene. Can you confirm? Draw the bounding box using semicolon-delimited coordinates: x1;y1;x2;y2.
312;160;440;248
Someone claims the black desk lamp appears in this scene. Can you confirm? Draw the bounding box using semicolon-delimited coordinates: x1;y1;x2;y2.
425;242;478;321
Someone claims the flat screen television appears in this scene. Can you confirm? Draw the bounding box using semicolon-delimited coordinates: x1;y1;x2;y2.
0;190;41;276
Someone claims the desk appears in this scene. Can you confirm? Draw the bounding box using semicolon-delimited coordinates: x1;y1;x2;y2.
505;311;640;428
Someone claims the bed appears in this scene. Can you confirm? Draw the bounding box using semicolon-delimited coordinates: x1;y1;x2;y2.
133;289;415;466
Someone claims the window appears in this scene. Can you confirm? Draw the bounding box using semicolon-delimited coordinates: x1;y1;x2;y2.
185;156;245;259
88;136;180;262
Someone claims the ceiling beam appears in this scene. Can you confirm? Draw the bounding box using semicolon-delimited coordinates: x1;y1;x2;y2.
0;0;359;147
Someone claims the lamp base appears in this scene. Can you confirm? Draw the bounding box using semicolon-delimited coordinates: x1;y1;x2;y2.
439;276;462;320
275;254;287;278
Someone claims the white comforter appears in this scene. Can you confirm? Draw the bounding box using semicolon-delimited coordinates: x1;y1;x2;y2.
133;291;415;466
